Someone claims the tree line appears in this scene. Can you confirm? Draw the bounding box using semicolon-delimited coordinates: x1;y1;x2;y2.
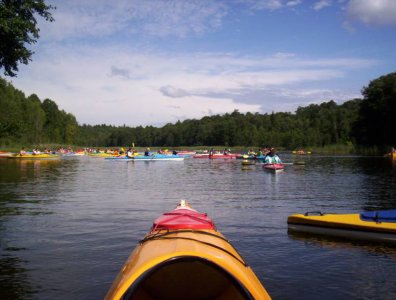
0;78;78;146
0;72;395;151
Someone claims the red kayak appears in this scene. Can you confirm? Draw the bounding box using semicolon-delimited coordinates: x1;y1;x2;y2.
193;153;210;158
263;163;284;173
209;154;239;159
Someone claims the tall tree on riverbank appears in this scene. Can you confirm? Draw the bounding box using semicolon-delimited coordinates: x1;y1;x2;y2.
0;0;54;77
0;77;78;146
352;72;396;149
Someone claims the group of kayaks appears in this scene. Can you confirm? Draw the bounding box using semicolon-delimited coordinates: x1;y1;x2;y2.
2;151;287;173
104;200;396;299
2;151;85;159
104;154;185;161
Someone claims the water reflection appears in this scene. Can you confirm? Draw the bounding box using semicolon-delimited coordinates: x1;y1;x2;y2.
0;158;61;182
288;230;396;253
0;254;36;300
0;158;80;299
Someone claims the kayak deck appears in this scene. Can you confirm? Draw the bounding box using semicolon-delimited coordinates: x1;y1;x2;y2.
105;201;271;300
106;229;270;300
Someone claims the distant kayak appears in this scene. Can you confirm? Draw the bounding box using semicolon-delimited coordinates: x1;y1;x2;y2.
133;154;184;161
385;151;396;160
0;151;13;157
105;156;135;161
7;153;60;159
263;163;284;173
105;200;271;300
287;210;396;245
193;153;210;158
292;150;311;155
176;150;196;156
88;153;118;158
242;159;256;165
209;154;239;159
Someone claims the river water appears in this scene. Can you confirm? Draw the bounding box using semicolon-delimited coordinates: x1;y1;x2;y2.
0;154;395;300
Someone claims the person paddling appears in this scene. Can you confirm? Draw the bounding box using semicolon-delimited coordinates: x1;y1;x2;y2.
265;148;282;164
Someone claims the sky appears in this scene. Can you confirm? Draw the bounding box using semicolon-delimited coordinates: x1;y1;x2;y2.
9;0;396;127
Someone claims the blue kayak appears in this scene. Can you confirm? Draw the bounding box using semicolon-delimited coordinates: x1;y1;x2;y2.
105;156;134;161
132;154;184;161
238;155;266;160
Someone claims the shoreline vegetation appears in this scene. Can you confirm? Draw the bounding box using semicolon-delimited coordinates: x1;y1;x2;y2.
1;72;395;156
1;143;395;157
0;144;380;156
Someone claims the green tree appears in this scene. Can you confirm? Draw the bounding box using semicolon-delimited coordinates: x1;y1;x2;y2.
352;72;396;148
63;113;78;144
24;93;45;143
0;0;54;77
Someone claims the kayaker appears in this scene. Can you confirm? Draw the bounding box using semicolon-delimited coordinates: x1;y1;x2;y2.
144;148;150;156
126;148;133;158
19;147;27;156
265;148;282;164
247;149;256;156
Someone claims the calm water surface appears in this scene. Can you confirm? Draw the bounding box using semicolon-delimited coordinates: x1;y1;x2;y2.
1;154;396;300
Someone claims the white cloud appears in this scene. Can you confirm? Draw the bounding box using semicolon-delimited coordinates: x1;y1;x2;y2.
41;0;228;40
239;0;303;11
12;44;375;126
248;0;283;10
346;0;396;27
286;0;302;7
313;0;332;11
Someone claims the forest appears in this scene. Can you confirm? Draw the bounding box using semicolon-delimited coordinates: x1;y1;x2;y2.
0;72;395;152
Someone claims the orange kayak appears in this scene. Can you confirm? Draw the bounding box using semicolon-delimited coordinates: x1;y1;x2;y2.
105;200;271;300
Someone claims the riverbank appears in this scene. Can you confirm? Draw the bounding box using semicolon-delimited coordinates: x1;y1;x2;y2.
0;143;387;156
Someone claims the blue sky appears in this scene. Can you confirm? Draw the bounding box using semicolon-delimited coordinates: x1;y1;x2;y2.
9;0;396;126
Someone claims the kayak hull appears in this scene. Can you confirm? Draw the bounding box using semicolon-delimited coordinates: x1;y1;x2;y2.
133;154;184;161
287;211;396;244
105;156;135;161
209;154;238;159
0;151;13;157
7;154;60;159
263;163;284;173
105;202;271;300
193;154;239;159
88;153;118;158
242;159;256;165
